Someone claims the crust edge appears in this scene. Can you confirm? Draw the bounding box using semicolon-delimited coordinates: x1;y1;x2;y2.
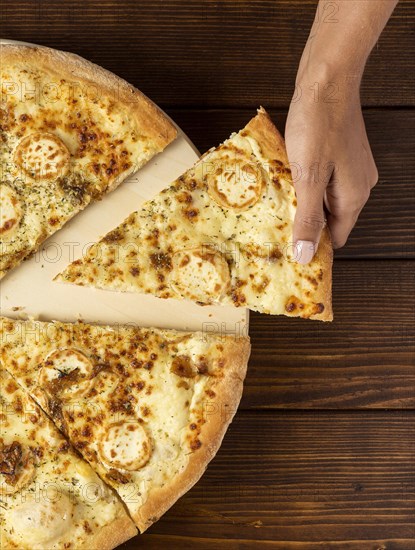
0;43;178;280
133;336;251;532
244;107;333;321
86;514;138;550
0;43;177;149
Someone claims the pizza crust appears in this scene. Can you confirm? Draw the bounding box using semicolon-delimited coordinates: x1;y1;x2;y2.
245;106;290;165
0;367;139;550
85;515;138;550
0;316;251;536
0;44;177;279
56;108;332;320
245;108;333;321
308;229;333;321
0;44;177;152
132;337;250;532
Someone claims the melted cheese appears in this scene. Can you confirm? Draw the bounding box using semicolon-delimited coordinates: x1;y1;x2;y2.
0;318;239;527
7;493;74;546
99;421;152;470
0;447;35;495
170;248;230;303
204;148;264;211
13;132;70;181
0;184;23;239
0;47;173;279
0;368;136;549
57;117;329;319
39;348;95;400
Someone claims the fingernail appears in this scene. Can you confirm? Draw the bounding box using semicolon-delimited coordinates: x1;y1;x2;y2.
295;240;316;265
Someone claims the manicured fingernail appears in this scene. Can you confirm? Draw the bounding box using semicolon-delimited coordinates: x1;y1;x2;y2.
295;240;316;265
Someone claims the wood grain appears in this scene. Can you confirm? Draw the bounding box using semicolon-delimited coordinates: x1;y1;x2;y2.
1;1;414;548
242;260;415;409
122;410;415;548
124;538;415;550
0;0;414;108
167;108;415;259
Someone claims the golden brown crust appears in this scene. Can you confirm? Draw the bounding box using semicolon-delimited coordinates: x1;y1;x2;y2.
310;228;333;321
86;514;138;549
0;43;177;150
0;316;251;535
244;107;333;321
56;107;332;320
244;106;289;165
0;43;177;280
133;337;251;532
0;362;138;550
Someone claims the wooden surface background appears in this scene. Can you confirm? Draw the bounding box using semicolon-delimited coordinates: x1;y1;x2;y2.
1;1;414;548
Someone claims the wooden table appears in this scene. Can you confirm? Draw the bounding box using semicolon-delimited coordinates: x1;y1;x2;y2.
2;1;414;548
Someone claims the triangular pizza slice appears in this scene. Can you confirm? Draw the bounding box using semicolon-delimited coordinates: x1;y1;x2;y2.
0;316;250;533
0;43;176;279
0;368;137;549
56;108;332;321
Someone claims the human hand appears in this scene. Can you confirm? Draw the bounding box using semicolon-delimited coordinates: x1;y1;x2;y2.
285;66;378;264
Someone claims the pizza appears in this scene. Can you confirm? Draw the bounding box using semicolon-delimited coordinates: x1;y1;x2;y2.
0;43;177;279
0;368;138;549
56;108;333;321
0;316;250;535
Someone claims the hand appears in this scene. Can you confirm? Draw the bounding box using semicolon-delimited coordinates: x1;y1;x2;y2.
285;68;378;264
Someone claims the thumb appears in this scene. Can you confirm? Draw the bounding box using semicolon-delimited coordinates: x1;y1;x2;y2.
291;163;330;265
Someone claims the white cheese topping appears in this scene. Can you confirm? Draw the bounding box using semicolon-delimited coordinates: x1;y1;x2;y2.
99;421;152;471
39;348;95;401
206;155;264;211
0;184;23;239
170;248;230;303
7;492;74;547
13;132;70;181
0;367;136;548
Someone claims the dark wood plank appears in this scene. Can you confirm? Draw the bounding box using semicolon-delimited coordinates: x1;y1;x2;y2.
241;260;415;409
123;537;415;550
123;537;414;549
1;0;414;108
122;411;415;548
167;108;415;259
2;4;414;550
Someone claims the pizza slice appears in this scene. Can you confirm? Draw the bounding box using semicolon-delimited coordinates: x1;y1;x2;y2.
0;43;177;279
0;369;137;549
56;108;333;321
0;316;250;533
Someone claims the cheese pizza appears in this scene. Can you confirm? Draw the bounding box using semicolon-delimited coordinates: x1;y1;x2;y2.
0;369;137;549
0;316;250;533
56;108;333;320
0;43;177;279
